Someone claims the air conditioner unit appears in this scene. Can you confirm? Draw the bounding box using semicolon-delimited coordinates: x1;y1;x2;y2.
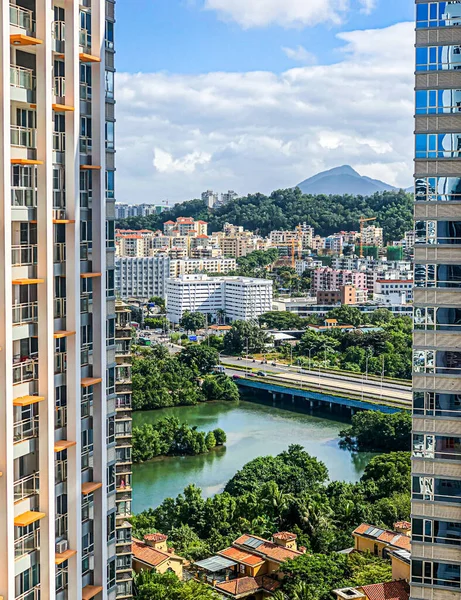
53;209;66;220
56;539;68;554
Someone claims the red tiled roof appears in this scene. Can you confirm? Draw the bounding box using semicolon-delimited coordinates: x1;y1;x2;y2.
233;534;302;563
361;581;410;600
219;547;265;567
394;521;411;530
164;221;175;224
353;524;411;551
215;576;280;596
197;220;208;224
132;539;169;567
144;533;168;542
273;532;297;541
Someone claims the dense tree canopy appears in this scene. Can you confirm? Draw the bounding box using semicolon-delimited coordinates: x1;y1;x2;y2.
132;416;226;463
179;311;206;332
178;345;219;375
117;188;412;243
134;571;221;600
223;320;272;354
340;411;411;452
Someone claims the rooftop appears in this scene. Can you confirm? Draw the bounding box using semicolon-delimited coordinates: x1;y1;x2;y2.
353;524;411;552
215;575;280;597
144;533;168;543
218;546;265;567
132;537;184;569
273;531;297;541
233;533;302;563
361;581;409;600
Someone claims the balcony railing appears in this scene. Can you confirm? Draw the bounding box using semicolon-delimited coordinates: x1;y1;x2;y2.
14;472;39;502
116;397;132;410
55;513;68;538
55;459;67;484
81;398;93;419
53;20;65;42
12;302;38;325
54;75;65;97
79;28;91;52
53;190;66;211
55;405;67;429
10;65;35;90
53;131;65;152
81;293;91;314
54;243;66;264
11;187;37;208
14;416;39;444
79;136;92;154
15;587;40;600
80;82;92;101
10;4;35;31
56;565;68;593
12;245;37;267
13;356;39;384
14;528;40;559
54;297;66;319
54;352;67;375
11;125;36;149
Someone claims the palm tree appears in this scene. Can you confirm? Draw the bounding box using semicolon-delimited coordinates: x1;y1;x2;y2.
292;581;317;600
216;308;226;325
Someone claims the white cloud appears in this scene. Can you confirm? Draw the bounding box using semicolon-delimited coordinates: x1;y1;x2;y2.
153;148;212;174
203;0;350;28
282;45;317;64
359;0;376;14
116;22;414;203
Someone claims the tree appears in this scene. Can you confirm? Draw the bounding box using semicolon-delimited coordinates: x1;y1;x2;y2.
213;428;227;445
180;311;206;332
178;345;219;375
259;311;305;330
339;411;411;452
148;296;166;312
135;570;221;600
223;320;271;354
202;374;240;402
298;330;340;358
205;430;217;450
328;305;363;327
361;452;411;500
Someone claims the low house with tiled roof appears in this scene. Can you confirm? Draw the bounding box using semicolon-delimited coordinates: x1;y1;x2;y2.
132;534;186;579
352;523;411;559
334;580;410;600
191;532;304;599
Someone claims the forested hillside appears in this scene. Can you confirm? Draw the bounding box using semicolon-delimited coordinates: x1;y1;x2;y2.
117;188;413;242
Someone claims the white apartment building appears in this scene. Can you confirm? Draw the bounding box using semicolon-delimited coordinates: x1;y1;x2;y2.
0;1;132;599
201;190;218;208
374;279;414;303
166;275;273;323
361;225;384;247
115;257;237;299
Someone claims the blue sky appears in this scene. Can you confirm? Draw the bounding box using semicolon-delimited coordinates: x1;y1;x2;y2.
117;0;413;74
115;1;415;204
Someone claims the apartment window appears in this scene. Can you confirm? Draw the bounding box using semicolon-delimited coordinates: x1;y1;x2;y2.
416;132;461;158
415;264;461;287
414;307;461;331
115;420;131;436
416;45;461;72
116;446;132;462
107;415;115;445
416;89;461;115
414;391;461;417
117;582;133;597
416;2;461;28
107;317;115;346
105;121;114;150
105;20;114;49
413;350;461;374
105;70;114;99
413;518;461;546
413;433;461;460
106;170;115;199
107;367;115;396
116;500;131;516
413;476;461;503
116;554;131;570
80;63;92;100
107;557;116;589
412;559;460;588
15;565;39;597
116;527;131;544
415;176;461;202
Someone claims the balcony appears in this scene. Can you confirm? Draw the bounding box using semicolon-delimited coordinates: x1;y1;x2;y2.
12;301;38;325
80;241;92;261
79;28;91;53
10;4;35;32
14;527;40;559
54;352;67;375
54;75;65;98
12;245;37;267
14;472;39;502
55;459;67;484
11;186;37;208
16;588;40;600
14;416;38;444
116;396;132;410
10;64;35;95
53;131;65;153
80;81;92;102
13;355;38;384
56;565;68;593
79;136;92;154
55;513;68;537
54;297;66;319
11;125;36;149
54;243;66;264
55;405;67;429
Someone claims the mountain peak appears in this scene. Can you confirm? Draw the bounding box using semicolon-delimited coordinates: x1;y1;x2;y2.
296;165;395;196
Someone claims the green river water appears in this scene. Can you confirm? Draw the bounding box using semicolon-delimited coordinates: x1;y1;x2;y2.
132;399;374;513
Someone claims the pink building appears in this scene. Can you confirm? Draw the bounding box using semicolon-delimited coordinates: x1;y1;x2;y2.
312;268;367;292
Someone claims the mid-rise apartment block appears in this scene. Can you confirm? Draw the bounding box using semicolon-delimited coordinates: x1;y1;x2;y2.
0;1;131;598
312;268;367;293
412;1;461;597
166;275;273;323
114;203;163;219
361;225;384;248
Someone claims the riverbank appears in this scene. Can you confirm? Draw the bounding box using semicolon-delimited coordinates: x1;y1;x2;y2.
132;399;375;513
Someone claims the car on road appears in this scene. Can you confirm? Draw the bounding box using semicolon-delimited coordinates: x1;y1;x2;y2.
232;374;242;380
256;371;267;377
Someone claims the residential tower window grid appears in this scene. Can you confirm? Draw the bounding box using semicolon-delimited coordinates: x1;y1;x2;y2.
412;0;461;597
0;1;131;599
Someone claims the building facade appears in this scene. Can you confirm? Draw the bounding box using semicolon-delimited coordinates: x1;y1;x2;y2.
312;268;367;293
166;275;273;323
0;1;131;599
412;1;461;597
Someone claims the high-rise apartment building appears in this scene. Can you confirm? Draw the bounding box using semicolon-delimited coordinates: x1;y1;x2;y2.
0;1;131;599
412;1;461;596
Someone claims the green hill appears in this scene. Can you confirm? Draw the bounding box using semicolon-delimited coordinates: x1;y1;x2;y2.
117;187;413;243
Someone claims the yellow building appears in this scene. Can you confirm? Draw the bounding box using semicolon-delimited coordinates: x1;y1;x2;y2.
352;524;411;559
132;534;186;579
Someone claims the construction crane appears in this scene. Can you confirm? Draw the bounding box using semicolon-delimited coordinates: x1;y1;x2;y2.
359;216;377;258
